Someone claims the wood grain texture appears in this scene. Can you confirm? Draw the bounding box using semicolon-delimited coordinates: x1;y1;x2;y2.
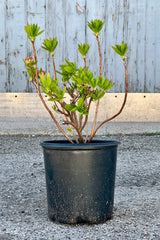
0;0;160;93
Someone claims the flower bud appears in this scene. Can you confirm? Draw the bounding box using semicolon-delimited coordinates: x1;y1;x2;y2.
24;57;34;65
38;71;46;77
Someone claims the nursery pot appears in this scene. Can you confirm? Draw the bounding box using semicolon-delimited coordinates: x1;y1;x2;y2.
40;140;120;224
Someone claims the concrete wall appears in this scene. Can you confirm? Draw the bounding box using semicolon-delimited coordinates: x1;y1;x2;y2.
1;93;160;122
0;0;160;93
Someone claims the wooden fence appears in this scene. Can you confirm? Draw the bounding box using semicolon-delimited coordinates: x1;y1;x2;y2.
0;0;160;93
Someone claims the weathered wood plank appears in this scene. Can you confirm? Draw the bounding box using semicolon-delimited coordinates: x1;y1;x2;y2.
145;0;160;93
105;0;126;92
65;0;86;66
45;0;66;80
154;1;160;93
25;0;46;92
5;0;26;92
0;0;6;92
45;0;86;86
0;0;160;93
85;0;106;78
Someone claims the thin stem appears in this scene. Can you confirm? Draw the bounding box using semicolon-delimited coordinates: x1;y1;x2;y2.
72;130;79;144
89;100;100;139
88;58;128;142
89;34;102;140
52;54;57;80
84;121;89;144
96;35;102;78
62;108;79;144
80;97;92;131
63;120;84;143
31;42;74;144
83;57;87;70
79;115;83;129
73;111;79;127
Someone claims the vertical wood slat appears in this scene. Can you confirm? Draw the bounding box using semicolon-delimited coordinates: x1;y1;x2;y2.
104;0;126;92
0;0;6;91
26;0;46;92
0;0;160;93
65;0;86;67
45;0;66;77
145;0;160;93
126;1;146;92
154;1;160;93
5;0;26;92
46;0;86;87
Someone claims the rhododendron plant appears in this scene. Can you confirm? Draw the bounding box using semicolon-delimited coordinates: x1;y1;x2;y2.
24;20;128;143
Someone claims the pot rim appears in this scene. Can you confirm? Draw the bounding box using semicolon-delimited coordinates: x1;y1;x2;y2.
40;139;120;150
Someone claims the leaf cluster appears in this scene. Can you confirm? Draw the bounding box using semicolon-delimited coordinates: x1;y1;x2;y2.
23;19;128;143
24;24;44;42
58;61;114;113
40;73;66;102
42;37;58;55
65;97;88;116
112;41;128;59
23;58;37;81
88;19;105;36
78;43;90;58
58;60;77;82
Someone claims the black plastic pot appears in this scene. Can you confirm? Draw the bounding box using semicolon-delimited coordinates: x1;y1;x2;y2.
40;140;120;224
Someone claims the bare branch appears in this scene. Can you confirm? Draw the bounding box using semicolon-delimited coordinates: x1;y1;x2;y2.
31;42;74;144
52;54;57;80
88;58;128;142
89;35;102;140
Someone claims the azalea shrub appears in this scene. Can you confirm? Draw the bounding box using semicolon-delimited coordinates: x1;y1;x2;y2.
24;19;128;143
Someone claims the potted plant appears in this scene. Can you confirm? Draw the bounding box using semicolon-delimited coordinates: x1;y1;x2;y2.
24;19;128;224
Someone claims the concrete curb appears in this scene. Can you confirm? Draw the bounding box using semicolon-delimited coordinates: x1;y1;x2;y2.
0;121;160;136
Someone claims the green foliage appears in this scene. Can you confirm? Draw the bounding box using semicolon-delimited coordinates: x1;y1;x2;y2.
96;76;114;91
24;24;44;42
23;57;37;81
26;68;36;81
42;37;58;55
23;19;128;143
91;89;105;101
112;41;128;59
58;60;77;82
88;19;105;36
78;43;90;58
40;73;66;102
90;76;114;101
72;67;93;88
67;128;73;133
65;97;88;116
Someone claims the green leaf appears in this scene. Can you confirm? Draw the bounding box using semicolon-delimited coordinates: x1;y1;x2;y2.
96;76;114;91
42;37;58;55
48;97;59;102
65;104;77;112
24;24;44;42
88;19;105;36
41;86;48;95
97;91;105;100
112;41;128;59
59;60;77;82
77;97;84;108
91;88;105;101
39;73;61;96
67;128;73;133
52;105;57;112
78;43;90;58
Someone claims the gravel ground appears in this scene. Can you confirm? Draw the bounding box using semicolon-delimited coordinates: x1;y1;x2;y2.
0;135;160;240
